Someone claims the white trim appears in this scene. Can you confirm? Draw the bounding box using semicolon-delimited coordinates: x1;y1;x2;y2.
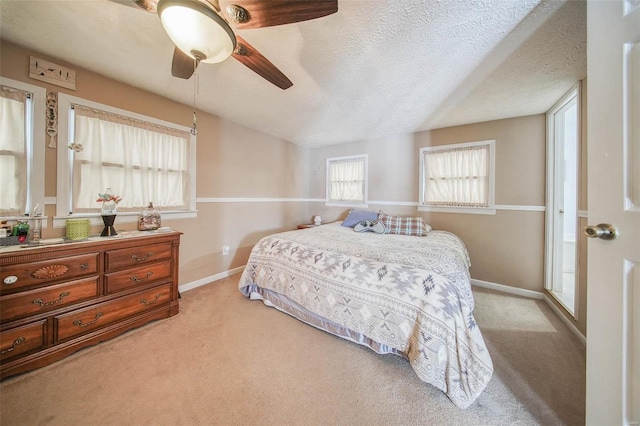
179;265;245;293
44;197;57;205
495;204;546;212
325;202;369;208
196;197;324;203
578;210;588;218
419;205;497;215
1;216;49;230
369;200;419;207
471;278;545;299
52;210;197;228
194;197;546;213
544;294;586;346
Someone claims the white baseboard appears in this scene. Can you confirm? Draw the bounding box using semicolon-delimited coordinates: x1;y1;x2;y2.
179;266;245;293
471;278;545;299
543;294;586;346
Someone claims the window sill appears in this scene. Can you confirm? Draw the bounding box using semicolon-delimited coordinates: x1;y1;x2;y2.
0;216;50;229
325;202;369;209
418;206;496;215
52;210;197;228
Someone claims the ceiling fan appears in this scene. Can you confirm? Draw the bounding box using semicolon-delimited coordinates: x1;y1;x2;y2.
131;0;338;89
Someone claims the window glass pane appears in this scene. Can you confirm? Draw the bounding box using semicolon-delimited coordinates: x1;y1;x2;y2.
328;156;365;202
0;87;28;216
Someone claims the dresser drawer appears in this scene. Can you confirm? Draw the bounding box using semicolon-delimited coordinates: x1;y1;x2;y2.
104;262;172;295
105;242;172;272
1;277;100;323
1;253;99;294
55;283;171;341
1;320;47;362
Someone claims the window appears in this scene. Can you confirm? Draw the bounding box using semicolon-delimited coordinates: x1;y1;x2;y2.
544;84;580;316
326;154;368;207
419;140;495;214
56;94;196;222
0;78;45;218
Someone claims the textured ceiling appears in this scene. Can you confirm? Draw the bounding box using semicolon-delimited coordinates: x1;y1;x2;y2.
0;0;586;147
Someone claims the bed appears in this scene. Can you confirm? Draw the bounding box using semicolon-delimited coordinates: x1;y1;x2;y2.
238;221;493;408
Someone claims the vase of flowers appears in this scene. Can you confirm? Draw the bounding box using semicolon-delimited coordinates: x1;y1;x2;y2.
97;188;121;236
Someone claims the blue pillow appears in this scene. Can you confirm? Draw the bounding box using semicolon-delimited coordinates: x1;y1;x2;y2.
341;209;378;227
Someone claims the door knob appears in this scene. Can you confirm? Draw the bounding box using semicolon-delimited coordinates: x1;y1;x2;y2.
584;223;618;240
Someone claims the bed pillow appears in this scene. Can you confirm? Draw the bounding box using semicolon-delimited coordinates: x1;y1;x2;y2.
377;211;432;236
353;219;386;234
341;209;379;227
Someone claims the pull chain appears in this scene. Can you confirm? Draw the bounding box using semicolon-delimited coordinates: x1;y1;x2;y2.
191;61;199;136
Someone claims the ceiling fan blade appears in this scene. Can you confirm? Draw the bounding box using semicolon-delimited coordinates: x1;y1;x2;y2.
171;47;197;79
132;0;159;13
232;35;293;89
220;0;337;30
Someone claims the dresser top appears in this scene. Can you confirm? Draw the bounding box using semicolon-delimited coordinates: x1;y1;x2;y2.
0;229;181;255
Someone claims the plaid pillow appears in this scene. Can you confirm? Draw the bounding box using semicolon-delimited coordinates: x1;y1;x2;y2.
377;211;431;236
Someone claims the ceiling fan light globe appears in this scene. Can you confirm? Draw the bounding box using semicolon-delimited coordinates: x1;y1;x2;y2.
157;0;236;64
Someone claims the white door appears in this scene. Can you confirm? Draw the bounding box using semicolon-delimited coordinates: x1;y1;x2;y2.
586;1;640;425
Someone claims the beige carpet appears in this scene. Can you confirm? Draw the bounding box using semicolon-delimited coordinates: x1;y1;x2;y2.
0;275;585;425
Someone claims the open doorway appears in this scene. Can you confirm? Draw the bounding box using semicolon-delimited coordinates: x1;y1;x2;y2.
545;85;580;316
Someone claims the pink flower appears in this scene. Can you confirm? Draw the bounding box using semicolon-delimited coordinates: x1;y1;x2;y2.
97;193;122;203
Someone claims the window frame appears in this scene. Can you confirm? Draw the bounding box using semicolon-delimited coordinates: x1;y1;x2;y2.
418;139;496;215
0;77;46;220
325;154;369;208
55;93;197;227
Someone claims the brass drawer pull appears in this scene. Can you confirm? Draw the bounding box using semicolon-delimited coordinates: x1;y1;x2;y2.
32;291;70;307
1;337;26;354
131;252;154;262
73;312;104;328
80;263;89;270
130;272;153;283
140;294;161;306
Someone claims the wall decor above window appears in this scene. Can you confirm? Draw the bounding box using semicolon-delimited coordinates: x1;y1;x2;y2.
29;56;76;90
46;91;57;148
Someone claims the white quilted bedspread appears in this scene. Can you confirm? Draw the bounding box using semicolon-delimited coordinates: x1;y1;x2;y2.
239;222;493;408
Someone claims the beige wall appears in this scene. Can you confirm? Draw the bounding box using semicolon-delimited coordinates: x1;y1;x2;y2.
310;115;547;292
0;40;313;285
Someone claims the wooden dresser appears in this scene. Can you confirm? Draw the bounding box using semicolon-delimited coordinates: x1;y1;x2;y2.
0;231;180;379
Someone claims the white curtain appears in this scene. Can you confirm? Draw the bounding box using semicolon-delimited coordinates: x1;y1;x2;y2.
423;145;489;207
0;85;28;216
72;105;190;213
328;157;365;202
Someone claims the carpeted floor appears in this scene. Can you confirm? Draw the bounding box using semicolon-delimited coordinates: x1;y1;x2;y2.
0;275;585;425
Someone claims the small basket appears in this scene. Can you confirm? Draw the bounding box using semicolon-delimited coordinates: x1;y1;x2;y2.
65;219;91;240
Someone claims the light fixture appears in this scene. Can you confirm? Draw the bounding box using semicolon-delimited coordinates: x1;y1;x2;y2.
157;0;237;64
